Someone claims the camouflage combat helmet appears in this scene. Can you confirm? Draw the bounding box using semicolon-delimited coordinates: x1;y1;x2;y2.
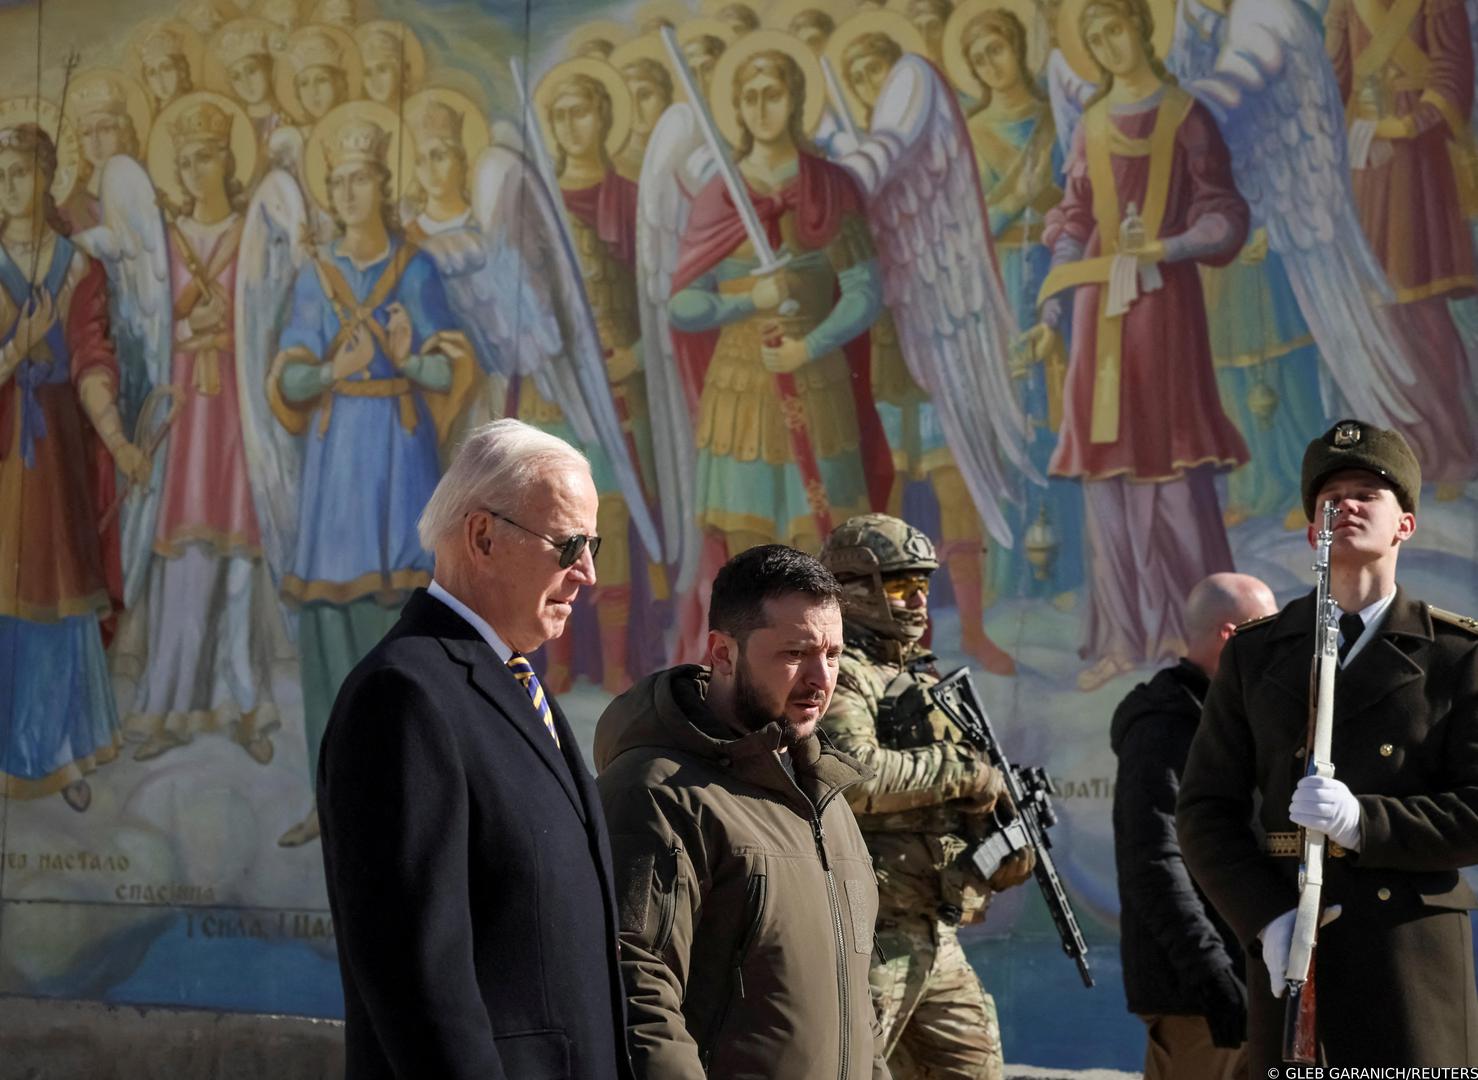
819;513;938;641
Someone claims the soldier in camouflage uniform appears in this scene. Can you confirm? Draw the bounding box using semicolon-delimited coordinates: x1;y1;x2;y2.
819;513;1036;1080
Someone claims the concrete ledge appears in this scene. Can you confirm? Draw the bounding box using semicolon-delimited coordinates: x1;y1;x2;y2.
0;996;344;1080
0;995;1137;1079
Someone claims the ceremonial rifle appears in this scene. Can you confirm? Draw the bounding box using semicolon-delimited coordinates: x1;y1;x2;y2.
931;666;1094;988
1283;501;1341;1063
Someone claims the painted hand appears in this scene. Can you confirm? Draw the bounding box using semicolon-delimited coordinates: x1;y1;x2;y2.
187;287;228;334
114;440;152;487
1021;322;1062;363
1288;774;1363;851
385;302;413;366
760;335;809;374
330;326;375;380
14;288;57;350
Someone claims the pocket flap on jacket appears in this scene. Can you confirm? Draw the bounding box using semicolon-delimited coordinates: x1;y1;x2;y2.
1419;877;1478;912
493;1029;570;1079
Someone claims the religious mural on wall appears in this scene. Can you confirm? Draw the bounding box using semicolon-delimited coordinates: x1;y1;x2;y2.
0;0;1475;1065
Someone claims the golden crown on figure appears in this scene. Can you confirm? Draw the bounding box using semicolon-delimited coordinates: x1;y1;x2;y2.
74;74;130;120
138;24;190;65
303;100;402;208
356;20;427;89
213;19;275;68
405;89;490;159
169;99;235;147
287;26;344;71
146;90;256;205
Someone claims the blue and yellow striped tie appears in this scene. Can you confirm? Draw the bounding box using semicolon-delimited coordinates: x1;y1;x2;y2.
507;652;559;747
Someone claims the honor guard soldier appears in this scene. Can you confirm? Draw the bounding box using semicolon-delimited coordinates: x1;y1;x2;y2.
819;513;1035;1080
1178;420;1478;1071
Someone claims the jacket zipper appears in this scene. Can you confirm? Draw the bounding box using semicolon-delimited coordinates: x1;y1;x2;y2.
813;813;849;1080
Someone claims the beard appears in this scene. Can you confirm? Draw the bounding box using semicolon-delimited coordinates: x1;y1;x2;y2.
734;654;808;747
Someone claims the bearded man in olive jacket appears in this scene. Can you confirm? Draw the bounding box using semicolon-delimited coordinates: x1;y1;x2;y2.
1178;420;1478;1071
595;545;889;1079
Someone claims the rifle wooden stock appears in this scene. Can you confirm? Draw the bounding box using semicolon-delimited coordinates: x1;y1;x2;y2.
1283;956;1318;1064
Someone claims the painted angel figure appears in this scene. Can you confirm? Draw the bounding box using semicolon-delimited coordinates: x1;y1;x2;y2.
1326;0;1478;492
940;0;1089;606
823;8;1035;673
88;93;285;767
0;120;150;812
399;88;661;602
209;18;290;159
637;30;910;660
1020;0;1251;691
239;103;478;846
528;58;669;694
1169;0;1329;532
62;70;150;232
1158;0;1457;502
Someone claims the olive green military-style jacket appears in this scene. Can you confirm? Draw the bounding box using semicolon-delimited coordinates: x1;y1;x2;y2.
595;665;890;1080
1178;587;1478;1070
822;627;1001;923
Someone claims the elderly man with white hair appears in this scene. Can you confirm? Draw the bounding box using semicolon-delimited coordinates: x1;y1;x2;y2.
317;419;633;1080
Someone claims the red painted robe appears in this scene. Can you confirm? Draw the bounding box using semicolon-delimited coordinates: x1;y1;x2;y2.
1045;91;1251;483
0;247;120;625
669;152;894;512
1328;0;1476;300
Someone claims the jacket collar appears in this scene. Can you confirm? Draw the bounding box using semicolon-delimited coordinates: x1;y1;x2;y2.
1260;585;1428;722
402;589;586;822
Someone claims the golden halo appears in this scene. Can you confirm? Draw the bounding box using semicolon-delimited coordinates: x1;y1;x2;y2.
275;23;364;126
1059;0;1174;82
610;34;688;103
941;0;1042;99
403;88;491;161
130;19;208;111
71;69;154;168
202;18;289;100
764;0;850;32
700;0;767;28
534;58;634;163
252;0;305;33
303;99;401;211
825;11;928;120
710;28;826;146
635;0;696;33
0;97;81;207
146;91;259;209
355;20;427;102
562;20;634;60
676;16;738;48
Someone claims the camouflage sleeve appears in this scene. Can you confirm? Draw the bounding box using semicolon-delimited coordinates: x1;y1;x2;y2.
823;657;988;815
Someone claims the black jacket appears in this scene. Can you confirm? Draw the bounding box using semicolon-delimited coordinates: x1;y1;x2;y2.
318;589;632;1080
1111;659;1241;1016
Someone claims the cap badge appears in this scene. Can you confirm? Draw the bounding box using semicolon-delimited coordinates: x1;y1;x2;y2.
1333;421;1362;448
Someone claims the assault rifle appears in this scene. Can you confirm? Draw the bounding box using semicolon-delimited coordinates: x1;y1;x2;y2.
931;666;1094;988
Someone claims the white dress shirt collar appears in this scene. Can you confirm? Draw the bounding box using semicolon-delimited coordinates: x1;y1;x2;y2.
428;579;513;663
1340;589;1396;667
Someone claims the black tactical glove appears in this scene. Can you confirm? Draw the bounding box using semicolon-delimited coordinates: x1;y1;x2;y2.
1196;966;1248;1049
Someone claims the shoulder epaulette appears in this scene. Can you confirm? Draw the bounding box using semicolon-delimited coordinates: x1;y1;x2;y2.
1430;606;1478;636
1232;612;1278;635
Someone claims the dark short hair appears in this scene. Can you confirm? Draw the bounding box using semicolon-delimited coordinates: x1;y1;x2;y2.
709;544;842;643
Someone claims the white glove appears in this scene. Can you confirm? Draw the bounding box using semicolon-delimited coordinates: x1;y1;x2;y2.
1288;774;1363;851
1258;905;1343;999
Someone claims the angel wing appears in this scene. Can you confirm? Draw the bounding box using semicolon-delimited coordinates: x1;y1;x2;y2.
427;143;662;560
235;168;309;611
834;54;1040;549
635;102;715;592
1046;49;1095;159
71;154;171;607
1172;0;1420;425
